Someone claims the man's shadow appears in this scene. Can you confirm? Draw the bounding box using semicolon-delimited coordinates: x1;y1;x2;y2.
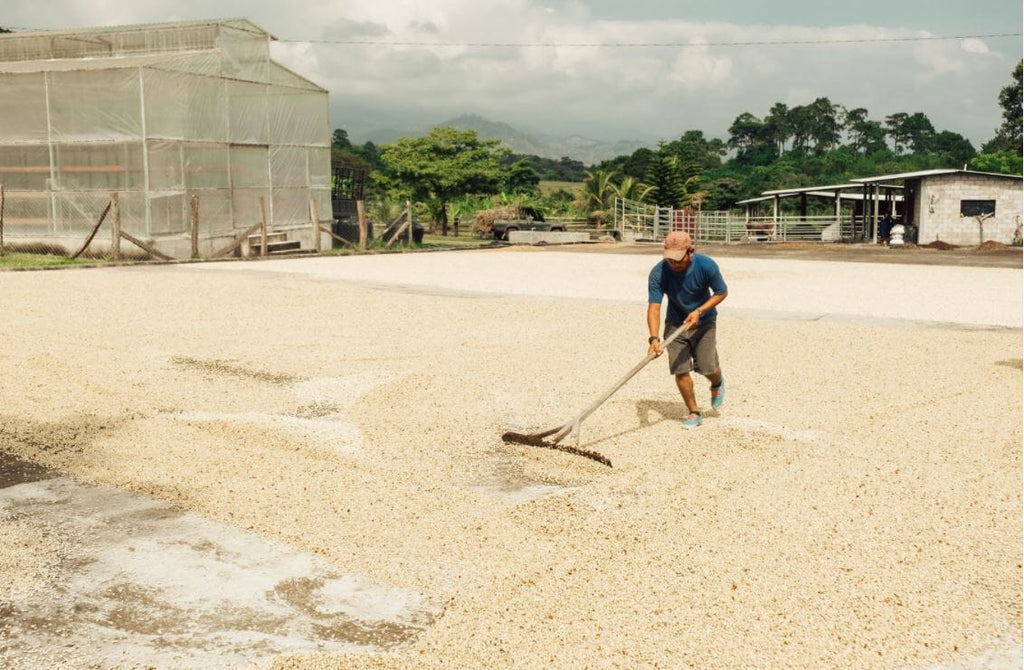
578;399;715;449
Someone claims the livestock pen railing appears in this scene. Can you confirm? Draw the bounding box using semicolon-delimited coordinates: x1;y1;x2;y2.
614;198;869;243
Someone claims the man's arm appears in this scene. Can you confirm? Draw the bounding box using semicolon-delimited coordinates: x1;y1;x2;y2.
646;302;663;356
683;289;728;331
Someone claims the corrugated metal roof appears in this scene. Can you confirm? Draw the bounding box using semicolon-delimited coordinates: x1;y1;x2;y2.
737;191;902;205
851;169;1023;183
761;183;863;196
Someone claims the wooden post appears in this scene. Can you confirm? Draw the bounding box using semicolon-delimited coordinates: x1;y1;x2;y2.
310;198;321;253
190;195;199;258
259;196;268;258
0;184;5;257
356;199;367;250
111;193;121;260
406;200;412;245
871;184;880;244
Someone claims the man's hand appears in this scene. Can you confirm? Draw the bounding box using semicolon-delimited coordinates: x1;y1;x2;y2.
683;309;701;331
648;338;664;357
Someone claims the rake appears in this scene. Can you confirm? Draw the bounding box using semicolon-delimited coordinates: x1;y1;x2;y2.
502;322;691;467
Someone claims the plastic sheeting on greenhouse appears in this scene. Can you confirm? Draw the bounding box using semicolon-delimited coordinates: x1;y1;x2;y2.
0;19;331;257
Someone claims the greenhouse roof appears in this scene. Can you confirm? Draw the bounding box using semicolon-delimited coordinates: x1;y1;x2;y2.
0;19;274;64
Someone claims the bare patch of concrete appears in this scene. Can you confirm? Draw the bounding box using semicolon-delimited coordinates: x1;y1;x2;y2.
0;459;436;668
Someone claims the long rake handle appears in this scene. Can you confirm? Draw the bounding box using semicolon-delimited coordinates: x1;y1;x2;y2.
549;321;691;443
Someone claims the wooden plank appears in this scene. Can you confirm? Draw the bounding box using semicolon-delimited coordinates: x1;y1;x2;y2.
0;166;51;174
318;224;354;247
210;221;261;260
190;195;199;258
356;199;366;250
258;196;267;258
310;199;321;253
119;230;174;261
384;214;410;249
70;199;112;260
111;193;121;260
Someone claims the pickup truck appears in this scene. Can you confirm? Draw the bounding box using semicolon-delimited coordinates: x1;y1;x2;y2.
491;208;565;241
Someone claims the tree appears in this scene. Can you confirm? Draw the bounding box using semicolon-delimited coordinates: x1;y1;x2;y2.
763;103;791;156
807;97;843;154
619;147;657;180
664;130;726;178
970;151;1023;175
331;146;371;174
902;112;936;154
727;113;775;165
358;141;385;171
704;177;743;211
504;159;541;195
982;60;1023;155
580;169;619;214
380;127;509;235
929;131;975;166
614;176;655;203
885;113;911;154
787;104;814;153
727;112;766;154
332;128;353;150
645;150;684;208
845;108;888;155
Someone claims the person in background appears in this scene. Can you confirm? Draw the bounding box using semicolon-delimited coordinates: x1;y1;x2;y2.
878;213;894;245
647;231;729;428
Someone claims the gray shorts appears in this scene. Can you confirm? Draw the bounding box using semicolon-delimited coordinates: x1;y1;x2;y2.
664;321;719;376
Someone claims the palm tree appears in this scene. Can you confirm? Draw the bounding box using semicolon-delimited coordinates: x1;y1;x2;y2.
579;169;620;227
614;176;656;203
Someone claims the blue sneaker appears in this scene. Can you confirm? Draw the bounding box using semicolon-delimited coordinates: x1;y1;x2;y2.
711;378;725;410
682;411;703;428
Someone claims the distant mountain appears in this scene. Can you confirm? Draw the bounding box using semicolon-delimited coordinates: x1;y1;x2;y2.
438;114;650;165
361;114;650;166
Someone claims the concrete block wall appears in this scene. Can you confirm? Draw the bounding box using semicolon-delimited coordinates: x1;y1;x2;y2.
918;174;1022;246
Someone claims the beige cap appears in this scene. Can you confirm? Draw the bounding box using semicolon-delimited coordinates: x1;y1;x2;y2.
663;231;693;261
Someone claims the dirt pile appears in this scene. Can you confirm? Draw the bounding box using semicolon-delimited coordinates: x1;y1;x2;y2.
921;240;958;250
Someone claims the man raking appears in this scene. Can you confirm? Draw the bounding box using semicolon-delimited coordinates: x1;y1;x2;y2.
647;231;729;428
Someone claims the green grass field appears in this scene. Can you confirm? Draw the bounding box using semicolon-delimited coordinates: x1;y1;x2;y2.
539;180;582;196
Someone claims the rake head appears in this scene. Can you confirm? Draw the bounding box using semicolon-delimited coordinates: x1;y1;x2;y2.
501;431;612;467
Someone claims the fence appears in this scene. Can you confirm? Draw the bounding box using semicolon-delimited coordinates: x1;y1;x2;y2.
614;198;869;243
0;186;339;260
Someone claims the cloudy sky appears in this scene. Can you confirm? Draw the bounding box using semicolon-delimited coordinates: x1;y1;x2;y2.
4;0;1022;150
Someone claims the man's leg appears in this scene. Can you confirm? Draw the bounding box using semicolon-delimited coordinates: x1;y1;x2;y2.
691;324;724;408
675;373;699;413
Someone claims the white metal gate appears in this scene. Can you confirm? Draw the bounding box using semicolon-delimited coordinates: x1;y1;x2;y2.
613;198;859;243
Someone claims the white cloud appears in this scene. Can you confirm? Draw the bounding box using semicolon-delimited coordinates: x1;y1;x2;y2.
4;0;1015;150
959;38;989;55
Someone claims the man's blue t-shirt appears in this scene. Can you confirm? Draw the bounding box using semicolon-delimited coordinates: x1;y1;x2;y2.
648;254;728;325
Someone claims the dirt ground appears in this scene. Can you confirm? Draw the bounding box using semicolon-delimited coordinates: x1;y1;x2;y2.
564;239;1024;268
0;246;1020;669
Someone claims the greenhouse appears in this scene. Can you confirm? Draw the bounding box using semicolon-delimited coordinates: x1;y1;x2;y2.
0;19;331;258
